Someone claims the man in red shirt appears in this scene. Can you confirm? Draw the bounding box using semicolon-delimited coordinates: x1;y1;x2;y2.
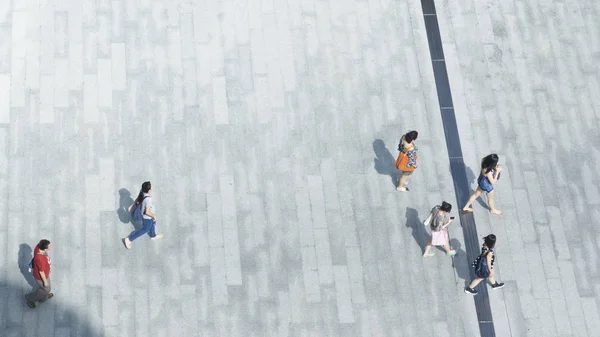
25;239;53;308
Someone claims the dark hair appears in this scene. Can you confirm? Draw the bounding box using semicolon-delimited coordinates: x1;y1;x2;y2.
136;181;152;204
405;130;419;143
38;239;51;251
481;154;499;173
440;201;452;212
483;234;496;249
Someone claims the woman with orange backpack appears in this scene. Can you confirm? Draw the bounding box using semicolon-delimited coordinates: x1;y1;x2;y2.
395;130;419;192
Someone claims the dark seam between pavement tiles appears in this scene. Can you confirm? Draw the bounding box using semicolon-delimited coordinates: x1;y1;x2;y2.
419;0;496;336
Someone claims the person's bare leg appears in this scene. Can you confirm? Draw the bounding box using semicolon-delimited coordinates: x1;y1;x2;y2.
462;188;482;212
423;239;434;257
468;277;483;289
443;242;456;256
396;173;408;191
487;190;503;215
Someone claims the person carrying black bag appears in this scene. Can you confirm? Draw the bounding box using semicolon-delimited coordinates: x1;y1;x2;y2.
465;234;505;295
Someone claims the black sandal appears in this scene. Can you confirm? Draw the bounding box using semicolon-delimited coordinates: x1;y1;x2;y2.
26;300;36;308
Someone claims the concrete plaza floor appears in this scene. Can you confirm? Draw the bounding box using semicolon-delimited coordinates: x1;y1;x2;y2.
0;0;599;336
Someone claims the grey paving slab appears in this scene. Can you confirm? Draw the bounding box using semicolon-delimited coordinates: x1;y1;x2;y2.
0;0;596;336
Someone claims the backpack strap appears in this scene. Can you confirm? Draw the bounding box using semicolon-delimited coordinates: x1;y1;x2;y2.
136;195;149;205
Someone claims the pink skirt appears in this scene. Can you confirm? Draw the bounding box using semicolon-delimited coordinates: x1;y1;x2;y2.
431;229;448;246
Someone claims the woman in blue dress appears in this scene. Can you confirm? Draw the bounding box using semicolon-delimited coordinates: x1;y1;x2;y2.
462;154;503;215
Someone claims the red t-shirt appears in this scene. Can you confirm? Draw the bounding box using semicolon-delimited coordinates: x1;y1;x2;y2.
32;245;51;281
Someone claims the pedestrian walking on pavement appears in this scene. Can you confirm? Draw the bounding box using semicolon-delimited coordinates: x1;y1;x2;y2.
464;234;505;295
25;239;53;308
462;154;503;215
395;130;419;192
422;201;456;257
123;181;163;249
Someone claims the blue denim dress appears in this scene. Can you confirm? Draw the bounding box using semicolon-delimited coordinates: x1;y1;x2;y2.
477;170;496;193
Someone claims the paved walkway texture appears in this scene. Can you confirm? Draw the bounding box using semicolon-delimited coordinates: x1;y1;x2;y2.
0;0;599;336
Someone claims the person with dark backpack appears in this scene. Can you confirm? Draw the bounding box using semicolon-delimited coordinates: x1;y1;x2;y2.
123;181;163;249
465;234;505;295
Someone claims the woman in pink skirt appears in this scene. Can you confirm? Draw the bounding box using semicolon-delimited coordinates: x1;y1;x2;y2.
422;201;456;257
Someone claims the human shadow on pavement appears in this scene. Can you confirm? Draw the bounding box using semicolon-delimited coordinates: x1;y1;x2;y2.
373;139;399;187
117;188;141;233
405;207;430;254
18;244;37;289
449;238;470;286
0;279;98;335
462;165;489;210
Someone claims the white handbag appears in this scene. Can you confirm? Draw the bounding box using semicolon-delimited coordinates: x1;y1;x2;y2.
423;207;439;227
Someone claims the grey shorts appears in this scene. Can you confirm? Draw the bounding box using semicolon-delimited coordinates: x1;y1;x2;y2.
400;171;413;176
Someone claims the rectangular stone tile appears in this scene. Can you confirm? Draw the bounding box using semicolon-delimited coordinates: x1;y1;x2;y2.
39;74;54;123
295;189;315;247
289;273;306;324
83;29;98;73
134;287;149;337
207;194;223;247
83;75;98;123
179;12;195;58
68;43;83;90
53;59;70;109
220;175;237;227
333;265;354;324
0;75;9;123
168;28;183;74
191;211;209;266
223;228;242;286
277;290;292;337
249;28;267;75
346;246;366;304
209;246;228;305
111;43;126;90
301;246;321;303
547;278;573;336
536;298;558;337
570;315;590;337
256;250;271;298
525;244;549;299
582;297;600;336
9;56;26;108
25;42;40;89
513;189;536;243
308;176;327;229
557;261;585;318
101;268;119;327
97;59;112;108
314;228;333;285
546;206;571;260
212;76;229;125
180;285;199;334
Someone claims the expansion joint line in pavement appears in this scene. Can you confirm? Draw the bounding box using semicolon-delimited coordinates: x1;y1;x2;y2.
419;0;496;336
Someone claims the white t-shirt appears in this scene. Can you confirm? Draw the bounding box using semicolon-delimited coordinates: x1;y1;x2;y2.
141;193;155;220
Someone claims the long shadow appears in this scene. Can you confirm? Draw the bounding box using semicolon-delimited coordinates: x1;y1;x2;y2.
373;139;400;187
0;279;98;335
18;244;37;289
462;165;489;210
405;207;430;254
117;188;141;233
449;238;470;287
